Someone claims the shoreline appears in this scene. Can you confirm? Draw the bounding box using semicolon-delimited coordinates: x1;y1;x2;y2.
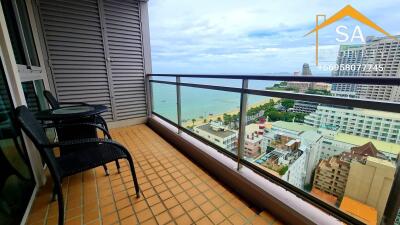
183;97;280;128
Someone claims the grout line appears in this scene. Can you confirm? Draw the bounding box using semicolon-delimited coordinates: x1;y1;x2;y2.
93;169;103;225
112;129;141;224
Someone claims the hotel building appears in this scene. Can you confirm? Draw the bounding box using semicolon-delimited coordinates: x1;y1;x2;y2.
357;36;400;102
331;45;364;98
305;105;400;144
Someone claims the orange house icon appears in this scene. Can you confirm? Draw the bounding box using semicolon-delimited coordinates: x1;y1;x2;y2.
305;5;397;66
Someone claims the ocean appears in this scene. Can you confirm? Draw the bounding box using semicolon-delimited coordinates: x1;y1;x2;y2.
152;77;277;122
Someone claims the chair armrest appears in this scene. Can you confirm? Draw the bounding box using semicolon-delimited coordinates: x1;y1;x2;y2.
45;137;105;147
43;122;111;139
44;138;130;155
57;102;90;106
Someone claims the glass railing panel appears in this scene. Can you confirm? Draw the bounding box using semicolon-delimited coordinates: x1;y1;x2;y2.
150;75;400;224
181;86;240;156
181;77;242;88
243;93;400;224
151;82;178;123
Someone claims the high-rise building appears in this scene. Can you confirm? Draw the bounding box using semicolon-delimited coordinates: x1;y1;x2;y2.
302;63;312;75
331;36;400;102
356;36;400;102
331;45;364;98
331;37;400;101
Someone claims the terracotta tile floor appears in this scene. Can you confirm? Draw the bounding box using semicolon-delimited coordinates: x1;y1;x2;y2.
27;124;283;225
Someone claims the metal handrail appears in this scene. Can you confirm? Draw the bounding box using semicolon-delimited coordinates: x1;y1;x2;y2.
146;73;400;225
149;73;400;85
149;80;400;113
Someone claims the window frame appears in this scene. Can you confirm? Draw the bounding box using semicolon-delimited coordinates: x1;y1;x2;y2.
6;0;48;83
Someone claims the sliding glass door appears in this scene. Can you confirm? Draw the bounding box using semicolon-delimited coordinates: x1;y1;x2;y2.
0;59;35;225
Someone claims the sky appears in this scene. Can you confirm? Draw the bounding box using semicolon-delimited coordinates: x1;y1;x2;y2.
148;0;400;75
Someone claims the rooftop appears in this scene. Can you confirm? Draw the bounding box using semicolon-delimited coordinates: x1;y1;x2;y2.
27;125;281;225
271;121;315;133
340;196;377;225
310;188;337;205
340;142;386;164
367;156;396;168
334;133;400;155
195;124;237;139
317;105;400;120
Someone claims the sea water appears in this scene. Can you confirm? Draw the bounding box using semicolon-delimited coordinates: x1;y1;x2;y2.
152;77;277;122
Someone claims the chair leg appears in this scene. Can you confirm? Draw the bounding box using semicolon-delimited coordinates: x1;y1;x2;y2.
116;160;121;173
56;184;64;225
126;156;140;198
103;164;109;176
52;185;57;201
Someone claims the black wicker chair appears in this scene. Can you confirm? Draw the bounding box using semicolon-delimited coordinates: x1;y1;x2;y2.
15;106;140;225
43;90;119;175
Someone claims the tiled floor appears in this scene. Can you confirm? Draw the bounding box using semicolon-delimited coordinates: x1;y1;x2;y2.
27;124;283;225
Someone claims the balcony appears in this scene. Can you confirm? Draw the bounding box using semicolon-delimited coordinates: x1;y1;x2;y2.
1;0;400;225
27;125;280;225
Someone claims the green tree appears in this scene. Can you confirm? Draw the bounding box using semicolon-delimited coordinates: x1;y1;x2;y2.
203;118;207;123
223;113;232;125
279;165;289;176
280;99;294;109
191;118;196;126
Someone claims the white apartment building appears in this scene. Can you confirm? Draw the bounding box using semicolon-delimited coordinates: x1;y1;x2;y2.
305;105;400;144
194;121;237;152
281;151;306;189
261;121;322;187
331;45;364;98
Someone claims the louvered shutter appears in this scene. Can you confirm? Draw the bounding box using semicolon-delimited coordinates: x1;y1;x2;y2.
103;0;146;120
38;0;114;120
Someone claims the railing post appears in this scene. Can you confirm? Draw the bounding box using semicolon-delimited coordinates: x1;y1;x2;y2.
145;74;153;118
176;76;182;133
237;79;248;170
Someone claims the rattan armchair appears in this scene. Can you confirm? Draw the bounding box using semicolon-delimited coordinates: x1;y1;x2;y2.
16;106;140;225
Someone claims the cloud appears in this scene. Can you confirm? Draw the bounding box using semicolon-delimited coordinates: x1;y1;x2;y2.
148;0;399;74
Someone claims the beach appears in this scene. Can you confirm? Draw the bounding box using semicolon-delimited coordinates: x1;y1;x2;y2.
182;97;280;127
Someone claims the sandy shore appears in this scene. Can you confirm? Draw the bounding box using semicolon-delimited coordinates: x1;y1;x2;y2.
183;97;280;128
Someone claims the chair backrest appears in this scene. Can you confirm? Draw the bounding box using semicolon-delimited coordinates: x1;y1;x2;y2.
15;106;61;181
43;90;60;109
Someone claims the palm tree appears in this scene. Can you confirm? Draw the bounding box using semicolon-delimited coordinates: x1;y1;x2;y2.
203;118;207;123
223;113;232;125
191;118;196;126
